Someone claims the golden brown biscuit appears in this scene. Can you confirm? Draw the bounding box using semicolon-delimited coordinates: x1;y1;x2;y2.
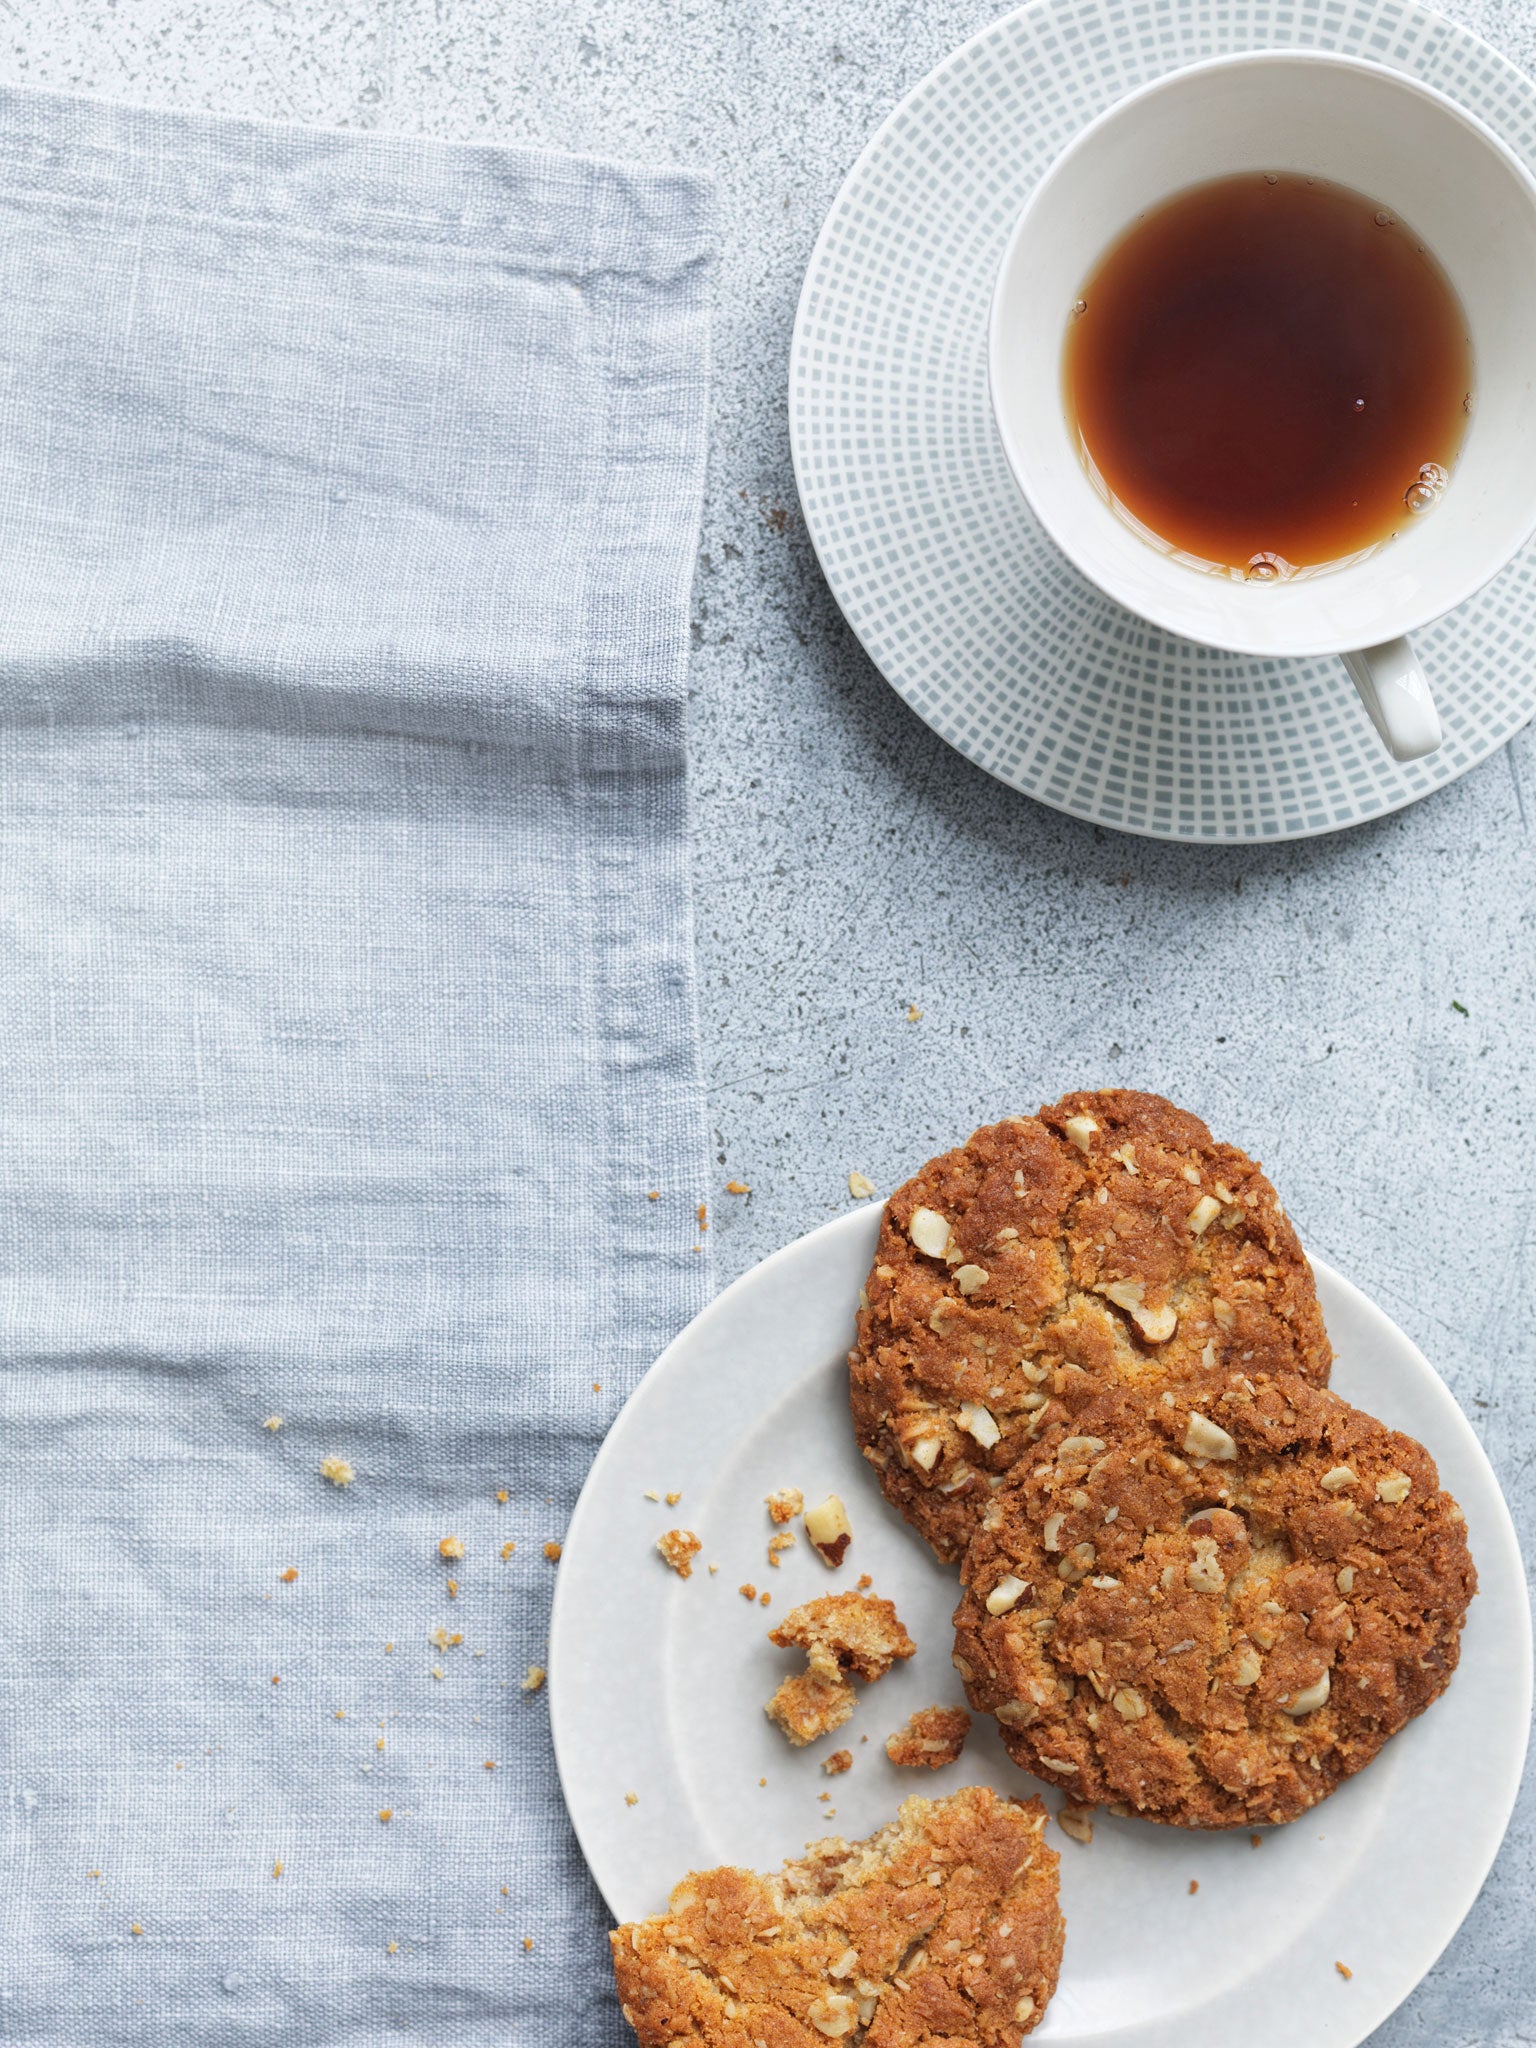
885;1705;971;1769
611;1786;1063;2046
850;1090;1332;1560
952;1370;1475;1828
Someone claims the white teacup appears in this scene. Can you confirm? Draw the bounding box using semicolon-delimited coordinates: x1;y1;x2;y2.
989;51;1536;762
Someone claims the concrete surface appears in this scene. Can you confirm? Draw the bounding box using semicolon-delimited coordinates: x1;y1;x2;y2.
0;2;1528;2040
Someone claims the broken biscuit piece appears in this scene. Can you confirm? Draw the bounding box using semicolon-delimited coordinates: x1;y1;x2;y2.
885;1704;972;1770
764;1592;915;1748
611;1786;1062;2046
656;1529;702;1579
765;1486;804;1525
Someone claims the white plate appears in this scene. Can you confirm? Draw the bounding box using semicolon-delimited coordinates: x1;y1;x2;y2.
551;1207;1530;2048
788;0;1536;839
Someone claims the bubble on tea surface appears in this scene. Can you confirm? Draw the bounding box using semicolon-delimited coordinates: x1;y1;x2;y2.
1070;297;1088;319
1263;172;1278;185
1244;551;1292;582
1374;209;1396;227
1404;463;1448;514
1353;398;1366;412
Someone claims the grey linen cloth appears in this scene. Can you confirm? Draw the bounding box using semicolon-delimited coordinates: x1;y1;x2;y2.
0;88;714;2045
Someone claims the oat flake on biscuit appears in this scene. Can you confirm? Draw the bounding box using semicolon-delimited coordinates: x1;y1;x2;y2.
953;1369;1475;1829
611;1785;1062;2045
849;1089;1332;1561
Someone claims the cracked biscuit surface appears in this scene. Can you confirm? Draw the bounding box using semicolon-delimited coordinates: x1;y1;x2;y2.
849;1091;1332;1562
952;1370;1475;1828
611;1785;1062;2046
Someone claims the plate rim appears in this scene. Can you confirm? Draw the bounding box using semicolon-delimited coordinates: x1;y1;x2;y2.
550;1203;1531;2045
786;0;1536;842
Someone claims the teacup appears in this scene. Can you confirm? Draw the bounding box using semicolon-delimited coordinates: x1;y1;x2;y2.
988;50;1536;762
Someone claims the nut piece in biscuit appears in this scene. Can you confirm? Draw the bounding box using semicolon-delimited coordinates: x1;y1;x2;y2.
953;1369;1476;1829
849;1091;1333;1562
764;1592;916;1748
804;1493;853;1567
656;1529;702;1579
610;1786;1063;2047
884;1704;971;1769
765;1486;804;1525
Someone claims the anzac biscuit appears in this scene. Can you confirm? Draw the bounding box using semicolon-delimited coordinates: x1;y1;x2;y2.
952;1371;1474;1828
611;1785;1063;2046
849;1090;1331;1560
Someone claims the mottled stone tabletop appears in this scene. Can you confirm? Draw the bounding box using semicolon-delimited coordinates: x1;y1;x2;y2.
7;1;1530;2038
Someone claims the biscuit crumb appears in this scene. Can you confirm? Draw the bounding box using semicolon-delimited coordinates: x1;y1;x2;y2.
500;1541;516;1560
429;1626;463;1651
496;1489;508;1504
522;1665;547;1694
272;1861;284;1879
766;1592;916;1746
277;1567;298;1583
765;1486;803;1525
1188;1879;1199;1895
768;1531;796;1567
848;1171;876;1199
697;1202;708;1229
657;1529;702;1578
647;1189;659;1201
592;1382;602;1392
1251;1833;1262;1848
758;1776;766;1787
624;1791;639;1807
817;1790;831;1802
726;1180;751;1195
885;1705;971;1769
438;1535;465;1561
543;1542;562;1562
906;1004;923;1022
665;1490;682;1506
759;1591;771;1606
376;1737;385;1750
708;1563;719;1575
822;1750;852;1776
431;1666;444;1681
334;1709;346;1721
484;1760;497;1771
378;1810;393;1823
1336;1962;1353;1981
739;1582;757;1601
856;1573;872;1591
270;1675;281;1686
130;1923;143;1937
386;1940;398;1954
384;1642;393;1654
523;1937;534;1952
320;1456;355;1488
262;1415;283;1431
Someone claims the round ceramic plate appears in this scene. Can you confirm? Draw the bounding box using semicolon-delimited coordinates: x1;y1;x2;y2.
788;0;1536;839
550;1207;1530;2048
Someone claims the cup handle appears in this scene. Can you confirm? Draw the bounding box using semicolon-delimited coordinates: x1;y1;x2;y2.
1339;638;1443;762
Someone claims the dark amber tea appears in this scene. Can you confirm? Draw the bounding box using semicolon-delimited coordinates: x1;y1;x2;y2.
1063;173;1472;577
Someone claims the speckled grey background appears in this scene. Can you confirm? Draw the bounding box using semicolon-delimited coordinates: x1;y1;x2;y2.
3;1;1528;2039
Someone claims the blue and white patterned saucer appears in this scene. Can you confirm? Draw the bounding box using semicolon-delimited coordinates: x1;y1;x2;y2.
789;0;1536;840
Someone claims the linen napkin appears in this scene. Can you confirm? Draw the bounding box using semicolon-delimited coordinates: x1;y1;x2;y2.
0;86;714;2046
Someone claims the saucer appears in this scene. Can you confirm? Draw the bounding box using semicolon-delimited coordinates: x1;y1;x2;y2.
788;0;1536;840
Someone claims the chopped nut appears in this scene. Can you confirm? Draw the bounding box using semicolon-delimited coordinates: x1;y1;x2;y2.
1212;1298;1236;1329
438;1535;465;1561
957;1401;1000;1449
1015;1995;1037;2024
954;1263;989;1296
985;1574;1028;1616
1111;1686;1146;1721
1336;1566;1356;1595
656;1529;701;1577
521;1665;547;1693
1063;1114;1098;1154
847;1171;876;1200
1042;1514;1064;1551
1282;1672;1331;1715
1057;1803;1094;1844
1321;1466;1357;1491
1057;1436;1106;1461
907;1207;951;1259
1375;1472;1411;1504
822;1749;853;1776
765;1486;804;1525
1183;1412;1237;1462
804;1494;853;1567
1187;1194;1221;1236
908;1434;941;1472
1230;1647;1262;1688
319;1456;354;1488
807;1993;859;2037
1187;1536;1225;1594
